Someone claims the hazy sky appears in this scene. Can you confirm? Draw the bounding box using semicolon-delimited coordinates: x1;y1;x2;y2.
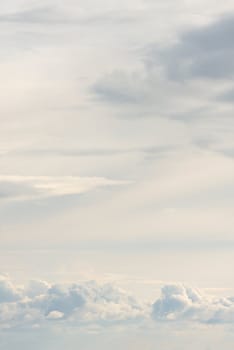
1;0;234;348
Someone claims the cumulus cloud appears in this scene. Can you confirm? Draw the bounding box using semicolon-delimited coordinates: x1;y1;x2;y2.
152;284;234;324
0;275;146;330
0;275;21;303
2;275;234;330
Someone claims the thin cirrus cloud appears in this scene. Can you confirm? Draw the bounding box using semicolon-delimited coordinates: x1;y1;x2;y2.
0;4;136;26
6;145;174;158
0;6;65;24
0;175;127;201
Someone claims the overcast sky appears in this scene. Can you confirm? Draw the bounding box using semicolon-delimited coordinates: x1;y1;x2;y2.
1;0;234;348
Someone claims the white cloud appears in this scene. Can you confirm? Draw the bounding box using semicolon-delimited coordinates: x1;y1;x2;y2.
152;283;234;324
0;275;147;329
46;310;64;320
0;275;21;303
0;175;127;201
2;275;234;330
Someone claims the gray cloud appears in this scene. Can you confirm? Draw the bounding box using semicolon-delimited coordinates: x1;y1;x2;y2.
0;6;63;24
91;69;187;115
149;15;234;81
0;181;38;200
218;88;234;103
92;71;148;105
0;5;136;26
92;14;234;119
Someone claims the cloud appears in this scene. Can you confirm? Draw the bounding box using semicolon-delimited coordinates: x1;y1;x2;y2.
0;175;127;201
92;71;149;105
2;275;234;330
6;145;174;158
0;6;64;24
0;5;136;26
92;14;234;121
149;15;234;81
29;283;86;318
218;87;234;102
152;283;234;324
0;275;21;303
91;68;204;119
0;275;147;330
46;310;64;320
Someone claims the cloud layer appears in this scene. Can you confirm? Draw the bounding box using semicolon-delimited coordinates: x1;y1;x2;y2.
2;275;234;329
0;275;147;330
0;175;127;201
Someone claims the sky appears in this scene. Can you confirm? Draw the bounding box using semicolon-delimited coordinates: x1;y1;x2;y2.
1;0;234;348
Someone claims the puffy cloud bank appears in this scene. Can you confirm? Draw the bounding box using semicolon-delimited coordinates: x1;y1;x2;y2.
2;275;234;329
152;284;234;324
0;275;147;330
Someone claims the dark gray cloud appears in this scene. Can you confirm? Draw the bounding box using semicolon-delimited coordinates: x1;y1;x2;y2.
92;14;234;114
150;15;234;81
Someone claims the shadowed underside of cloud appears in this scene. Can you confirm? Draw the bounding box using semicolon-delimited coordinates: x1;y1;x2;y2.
152;15;234;81
92;14;234;113
1;275;234;329
92;71;149;105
